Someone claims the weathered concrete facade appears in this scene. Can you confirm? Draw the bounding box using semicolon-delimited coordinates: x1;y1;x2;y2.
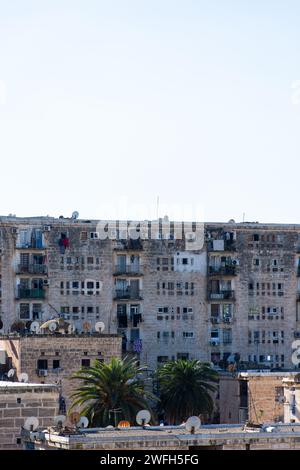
0;381;59;450
0;334;122;409
0;216;300;372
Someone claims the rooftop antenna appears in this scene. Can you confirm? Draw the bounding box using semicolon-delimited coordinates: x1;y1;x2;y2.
48;322;57;332
24;417;39;432
77;416;89;429
243;212;245;223
54;415;66;429
185;416;201;435
7;368;15;379
19;372;29;383
95;321;105;333
136;410;151;428
156;196;159;220
30;321;40;334
67;323;75;334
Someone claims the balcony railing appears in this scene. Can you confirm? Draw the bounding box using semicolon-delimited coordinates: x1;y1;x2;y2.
114;265;141;275
210;316;233;324
208;265;236;276
208;290;235;300
16;242;45;249
17;264;47;274
18;288;45;299
114;289;142;300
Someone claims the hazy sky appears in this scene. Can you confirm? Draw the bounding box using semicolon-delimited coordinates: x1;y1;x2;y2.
1;0;300;222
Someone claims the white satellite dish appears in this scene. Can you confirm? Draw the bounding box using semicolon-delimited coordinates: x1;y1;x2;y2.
95;321;105;333
48;322;57;332
72;211;79;220
77;416;89;428
185;416;201;434
24;416;39;431
67;323;75;334
30;321;40;333
54;415;66;427
7;369;15;378
19;372;29;383
136;410;151;426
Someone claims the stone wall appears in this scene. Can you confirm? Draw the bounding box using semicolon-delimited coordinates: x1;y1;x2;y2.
0;382;59;450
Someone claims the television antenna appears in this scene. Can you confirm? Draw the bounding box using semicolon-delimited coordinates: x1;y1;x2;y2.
54;415;66;428
48;322;57;332
136;410;151;427
77;416;89;429
19;372;29;383
7;368;15;378
67;323;75;334
185;416;201;434
95;321;105;333
30;321;40;334
24;416;39;431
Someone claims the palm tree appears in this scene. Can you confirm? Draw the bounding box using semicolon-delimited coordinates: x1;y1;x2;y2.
156;359;219;424
69;356;156;427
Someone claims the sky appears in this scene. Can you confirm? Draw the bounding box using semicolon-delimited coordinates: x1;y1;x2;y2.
0;0;300;222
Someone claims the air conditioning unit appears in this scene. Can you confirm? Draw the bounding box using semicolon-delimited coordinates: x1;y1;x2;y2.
210;340;219;346
294;332;300;338
224;318;231;323
232;258;240;266
43;279;49;286
38;369;48;377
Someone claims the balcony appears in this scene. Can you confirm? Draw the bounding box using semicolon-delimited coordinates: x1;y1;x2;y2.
208;290;235;301
17;288;45;299
208;265;236;276
114;288;142;300
208;239;236;252
113;265;142;276
210;316;233;324
17;264;47;275
16;241;45;250
114;239;143;251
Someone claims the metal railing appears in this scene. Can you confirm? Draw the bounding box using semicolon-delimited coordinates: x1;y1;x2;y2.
114;265;141;275
208;290;235;300
18;288;45;299
17;264;47;274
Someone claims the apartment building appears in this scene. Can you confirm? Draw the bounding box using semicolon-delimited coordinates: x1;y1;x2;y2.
0;216;299;372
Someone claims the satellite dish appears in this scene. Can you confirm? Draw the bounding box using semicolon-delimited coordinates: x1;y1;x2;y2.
95;321;105;333
136;410;151;426
7;369;15;378
67;323;75;334
69;411;80;425
54;415;66;427
185;416;201;434
72;211;79;220
40;318;59;329
24;416;39;431
83;321;91;332
77;416;89;428
19;372;29;383
48;322;57;332
30;321;40;333
106;425;114;429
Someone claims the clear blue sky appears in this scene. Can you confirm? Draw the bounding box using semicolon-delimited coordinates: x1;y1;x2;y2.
1;0;300;222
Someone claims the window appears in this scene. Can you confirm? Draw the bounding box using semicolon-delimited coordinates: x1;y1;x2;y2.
37;359;48;370
183;332;193;338
53;360;60;369
253;234;259;241
254;259;260;266
81;231;88;241
81;359;90;367
87;257;94;264
20;303;30;319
